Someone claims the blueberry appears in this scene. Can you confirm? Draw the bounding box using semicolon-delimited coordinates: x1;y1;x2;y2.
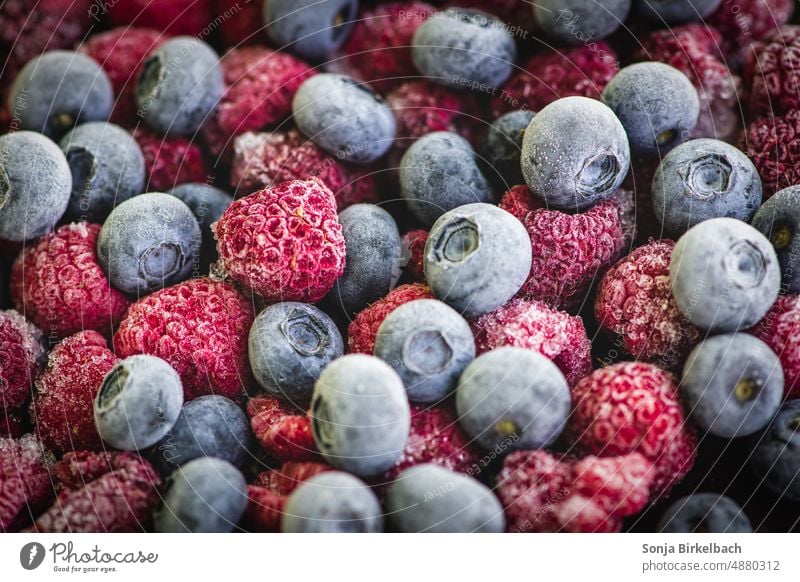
479;110;536;190
264;0;358;61
400;132;494;227
7;50;113;139
751;185;800;293
94;355;184;451
292;74;396;164
636;0;721;24
670;218;780;332
154;457;248;533
281;472;383;533
521;96;630;211
0;131;71;241
167;182;233;264
136;37;223;137
750;400;800;502
374;299;475;403
534;0;631;45
681;334;783;438
658;494;752;533
59;122;145;223
97;193;202;295
602;62;699;158
151;395;251;473
249;302;344;401
412;8;516;90
424;203;531;317
311;354;411;477
456;347;570;450
652;139;762;235
386;464;505;532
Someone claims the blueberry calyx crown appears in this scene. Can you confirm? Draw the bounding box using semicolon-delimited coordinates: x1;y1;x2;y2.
576;150;620;197
431;217;480;264
723;239;767;289
402;329;455;375
682;153;733;199
280;307;331;357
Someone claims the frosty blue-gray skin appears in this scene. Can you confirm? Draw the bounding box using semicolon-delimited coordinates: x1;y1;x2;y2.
602;62;699;158
264;0;358;61
455;347;570;450
311;354;410;477
136;37;223;137
282;472;383;533
386;464;506;533
94;355;184;451
374;299;475;403
0;132;71;241
154;457;248;533
521;96;630;211
151;395;251;472
658;494;752;533
669;218;780;332
292;74;396;164
636;0;721;23
7;51;113;139
59;122;145;223
97;193;202;295
412;8;516;90
249;302;344;402
750;400;800;502
652;139;762;235
479;110;536;189
750;185;800;293
168;182;233;265
681;334;783;438
534;0;631;45
400;131;493;227
424;203;531;317
326;204;401;315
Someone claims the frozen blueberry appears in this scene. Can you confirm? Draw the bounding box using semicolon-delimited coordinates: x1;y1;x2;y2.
412;8;516;90
751;185;800;294
264;0;358;62
652;139;762;235
311;354;411;478
534;0;631;45
0;131;71;241
602;62;699;158
424;203;531;317
374;299;475;403
292;74;396;164
168;182;233;264
386;464;505;532
326;204;402;316
151;395;251;472
681;334;783;438
658;494;752;533
636;0;721;24
456;347;570;450
670;218;780;332
59;122;146;223
7;50;113;139
249;302;344;402
136;37;223;137
750;400;800;502
97;192;202;295
521;96;630;211
94;355;184;451
479;110;536;189
282;472;383;533
154;457;248;533
400;132;494;227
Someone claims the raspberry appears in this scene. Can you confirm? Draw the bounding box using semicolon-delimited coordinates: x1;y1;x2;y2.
0;409;24;438
213;0;265;48
347;283;434;354
214;179;346;303
11;223;130;340
744;26;800;119
708;0;792;63
0;309;43;411
595;240;700;371
0;434;53;532
568;362;697;497
246;396;318;462
114;277;254;401
749;294;800;398
740;109;800;198
400;229;428;284
30;331;118;453
106;0;213;36
498;184;543;221
132;127;211;192
471;298;592;386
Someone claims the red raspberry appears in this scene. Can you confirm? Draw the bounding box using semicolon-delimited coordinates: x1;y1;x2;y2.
744;26;800;119
347;283;434;354
740;109;800;198
498;184;543;221
214;179;346;303
30;331;118;453
114;277;254;401
708;0;792;64
0;434;53;532
247;396;318;462
569;362;697;497
106;0;213;36
132;127;211;192
11;223;131;341
401;229;428;284
213;0;265;48
748;295;800;398
0;309;43;411
471;298;592;386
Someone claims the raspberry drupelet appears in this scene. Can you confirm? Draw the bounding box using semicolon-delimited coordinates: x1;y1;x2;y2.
749;294;800;398
0;309;43;411
132;127;211;192
106;0;213;37
707;0;792;65
0;434;53;532
740;109;800;199
246;395;318;462
744;25;800;119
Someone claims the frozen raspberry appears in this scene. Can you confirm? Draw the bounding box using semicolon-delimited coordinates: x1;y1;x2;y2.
569;362;697;497
213;0;264;47
214;179;346;303
0;434;53;532
740;109;800;198
708;0;792;64
31;331;118;453
400;229;428;284
498;184;543;221
595;240;700;371
471;299;592;386
0;409;24;438
107;0;213;36
0;309;43;411
445;0;536;30
247;396;318;462
114;277;254;401
749;295;800;398
132;127;211;192
347;283;434;354
744;26;800;119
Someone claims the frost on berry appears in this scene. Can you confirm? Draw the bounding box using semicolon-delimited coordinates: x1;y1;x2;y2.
0;434;53;532
749;294;800;398
246;396;318;462
0;309;43;411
